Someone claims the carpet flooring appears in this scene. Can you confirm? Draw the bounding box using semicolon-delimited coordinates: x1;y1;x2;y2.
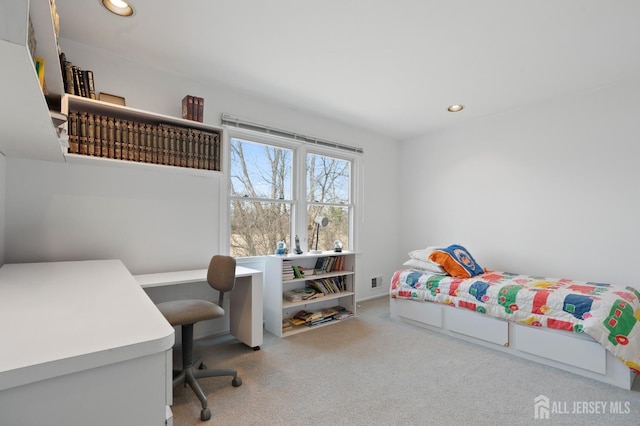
170;296;640;426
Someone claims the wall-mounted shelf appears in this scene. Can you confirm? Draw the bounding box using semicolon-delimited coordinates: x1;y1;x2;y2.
61;94;223;177
0;0;65;162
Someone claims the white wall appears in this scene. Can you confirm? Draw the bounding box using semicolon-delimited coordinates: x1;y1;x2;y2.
4;39;401;299
0;153;5;266
399;79;640;287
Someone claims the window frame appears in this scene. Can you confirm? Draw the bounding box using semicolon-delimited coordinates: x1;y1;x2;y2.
221;127;360;256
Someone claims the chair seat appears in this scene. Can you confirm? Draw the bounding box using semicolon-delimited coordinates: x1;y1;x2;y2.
156;299;225;326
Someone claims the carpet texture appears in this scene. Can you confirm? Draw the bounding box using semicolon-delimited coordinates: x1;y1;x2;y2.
171;296;640;425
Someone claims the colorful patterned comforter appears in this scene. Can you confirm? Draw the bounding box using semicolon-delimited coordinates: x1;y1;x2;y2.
390;269;640;373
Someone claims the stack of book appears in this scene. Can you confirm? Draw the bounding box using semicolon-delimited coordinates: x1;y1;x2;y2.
66;111;221;171
283;287;323;302
284;306;353;329
60;53;96;99
182;95;204;122
306;276;346;295
314;256;345;273
282;260;295;280
292;265;304;279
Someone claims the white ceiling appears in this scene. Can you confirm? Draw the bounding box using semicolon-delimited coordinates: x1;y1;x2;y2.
54;0;640;141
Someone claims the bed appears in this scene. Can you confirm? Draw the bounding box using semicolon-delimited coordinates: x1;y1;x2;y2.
389;245;640;390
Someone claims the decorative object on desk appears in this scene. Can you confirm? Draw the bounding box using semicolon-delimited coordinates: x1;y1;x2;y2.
310;216;329;254
275;240;287;255
333;240;343;253
294;235;303;254
98;92;126;106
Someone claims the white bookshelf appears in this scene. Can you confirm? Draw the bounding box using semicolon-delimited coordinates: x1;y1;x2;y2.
60;94;224;177
264;251;356;337
0;0;66;162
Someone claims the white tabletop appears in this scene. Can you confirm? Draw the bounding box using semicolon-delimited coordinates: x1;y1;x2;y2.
0;259;175;391
134;265;262;288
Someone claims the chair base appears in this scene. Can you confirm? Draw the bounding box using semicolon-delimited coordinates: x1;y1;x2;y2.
175;324;241;421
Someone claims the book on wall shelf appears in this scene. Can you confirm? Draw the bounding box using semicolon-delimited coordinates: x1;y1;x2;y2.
64;94;223;172
182;95;204;122
60;53;96;99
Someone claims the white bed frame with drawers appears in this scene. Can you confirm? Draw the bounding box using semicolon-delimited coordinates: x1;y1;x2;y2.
390;297;636;389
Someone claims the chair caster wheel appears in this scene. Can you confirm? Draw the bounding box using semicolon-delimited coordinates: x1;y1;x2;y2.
201;408;211;421
198;363;207;370
232;377;242;387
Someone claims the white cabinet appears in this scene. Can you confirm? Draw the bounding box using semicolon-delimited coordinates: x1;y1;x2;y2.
264;251;356;337
0;260;174;426
0;0;66;161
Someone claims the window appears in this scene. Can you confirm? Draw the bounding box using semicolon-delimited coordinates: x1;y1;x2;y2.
307;153;351;253
229;137;293;257
228;130;357;257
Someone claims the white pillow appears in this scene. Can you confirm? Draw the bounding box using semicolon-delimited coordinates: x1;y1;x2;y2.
402;258;447;275
408;246;440;261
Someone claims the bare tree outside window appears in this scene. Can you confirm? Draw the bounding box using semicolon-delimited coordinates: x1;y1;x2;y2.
230;137;352;257
307;153;350;252
230;138;292;257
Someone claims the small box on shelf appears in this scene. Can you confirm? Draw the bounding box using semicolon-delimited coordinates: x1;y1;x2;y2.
98;92;125;106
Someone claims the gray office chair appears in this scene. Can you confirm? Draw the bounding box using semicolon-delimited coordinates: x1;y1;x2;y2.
156;255;242;421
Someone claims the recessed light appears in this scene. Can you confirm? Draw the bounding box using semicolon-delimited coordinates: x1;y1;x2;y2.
447;105;464;112
101;0;135;17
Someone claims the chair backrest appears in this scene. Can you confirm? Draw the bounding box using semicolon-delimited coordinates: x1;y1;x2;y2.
207;255;236;306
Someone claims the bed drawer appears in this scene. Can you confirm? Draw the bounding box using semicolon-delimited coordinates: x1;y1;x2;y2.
512;323;606;374
394;299;443;328
446;307;509;346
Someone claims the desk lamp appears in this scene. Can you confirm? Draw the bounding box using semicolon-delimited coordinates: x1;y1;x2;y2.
310;216;329;254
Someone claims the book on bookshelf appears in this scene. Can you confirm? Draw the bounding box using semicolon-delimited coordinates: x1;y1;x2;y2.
182;95;201;121
307;316;333;327
196;97;204;122
293;310;322;323
93;112;102;156
100;116;109;158
62;60;74;95
283;287;321;302
307;276;345;295
78;112;88;155
291;265;304;279
86;70;96;99
81;70;91;99
68;111;79;153
182;95;190;120
286;317;306;326
72;65;81;97
87;113;95;156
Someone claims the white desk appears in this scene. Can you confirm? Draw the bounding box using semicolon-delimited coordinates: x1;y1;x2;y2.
135;266;263;349
0;260;175;426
